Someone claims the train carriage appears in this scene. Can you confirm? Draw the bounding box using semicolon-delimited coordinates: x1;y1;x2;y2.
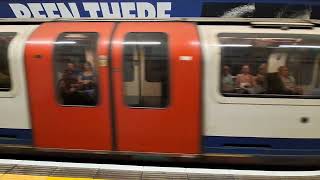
0;19;320;165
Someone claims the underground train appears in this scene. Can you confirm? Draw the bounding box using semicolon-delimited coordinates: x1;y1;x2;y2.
1;19;320;163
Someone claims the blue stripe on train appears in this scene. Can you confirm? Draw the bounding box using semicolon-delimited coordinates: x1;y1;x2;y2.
203;136;320;155
0;128;32;144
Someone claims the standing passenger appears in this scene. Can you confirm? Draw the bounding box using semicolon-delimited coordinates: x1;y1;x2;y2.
78;62;97;105
58;69;81;105
78;62;96;90
66;62;80;79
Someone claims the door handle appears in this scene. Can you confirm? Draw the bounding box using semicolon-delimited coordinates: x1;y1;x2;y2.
32;54;43;60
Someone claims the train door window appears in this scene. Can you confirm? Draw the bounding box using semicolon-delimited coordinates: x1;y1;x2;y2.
54;32;99;106
0;33;16;92
123;32;169;107
219;33;320;99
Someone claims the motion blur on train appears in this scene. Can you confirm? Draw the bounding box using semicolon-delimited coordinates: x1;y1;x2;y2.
1;19;320;161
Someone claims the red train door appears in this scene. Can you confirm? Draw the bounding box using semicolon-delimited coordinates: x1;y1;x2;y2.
25;22;115;150
112;22;201;154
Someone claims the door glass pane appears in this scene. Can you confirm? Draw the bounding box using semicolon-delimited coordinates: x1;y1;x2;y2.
0;32;15;92
219;33;320;99
123;32;169;107
54;32;99;106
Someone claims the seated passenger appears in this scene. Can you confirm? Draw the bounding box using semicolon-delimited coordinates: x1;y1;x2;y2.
221;65;234;93
254;63;267;94
278;66;303;95
236;65;255;93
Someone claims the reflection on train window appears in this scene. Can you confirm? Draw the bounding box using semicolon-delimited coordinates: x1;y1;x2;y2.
0;33;15;92
54;32;99;106
123;32;169;107
219;33;320;98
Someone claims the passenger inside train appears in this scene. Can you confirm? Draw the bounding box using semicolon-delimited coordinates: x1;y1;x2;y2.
54;33;98;106
219;33;320;98
235;64;256;94
221;65;234;93
278;66;303;95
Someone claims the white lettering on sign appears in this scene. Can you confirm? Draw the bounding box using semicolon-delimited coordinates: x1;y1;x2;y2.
57;3;80;18
9;4;32;18
136;2;156;18
27;3;47;18
121;2;136;18
100;2;121;18
8;2;172;18
157;2;171;18
83;2;100;18
42;3;61;18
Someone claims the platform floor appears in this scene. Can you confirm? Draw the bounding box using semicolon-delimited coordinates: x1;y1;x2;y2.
0;159;319;179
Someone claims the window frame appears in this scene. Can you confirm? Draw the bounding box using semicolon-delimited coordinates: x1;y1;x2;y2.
0;32;17;98
53;32;100;107
204;27;320;106
122;32;171;109
219;33;320;99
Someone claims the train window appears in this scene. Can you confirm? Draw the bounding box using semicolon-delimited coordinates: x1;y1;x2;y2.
219;33;320;99
54;32;99;106
123;32;169;107
0;33;15;92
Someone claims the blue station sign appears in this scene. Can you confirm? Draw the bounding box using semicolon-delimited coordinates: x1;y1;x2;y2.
2;0;320;19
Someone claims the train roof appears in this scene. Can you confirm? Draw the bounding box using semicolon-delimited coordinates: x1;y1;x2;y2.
0;17;319;29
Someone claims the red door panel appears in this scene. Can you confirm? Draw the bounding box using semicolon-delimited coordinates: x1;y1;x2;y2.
112;22;201;154
25;22;114;150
